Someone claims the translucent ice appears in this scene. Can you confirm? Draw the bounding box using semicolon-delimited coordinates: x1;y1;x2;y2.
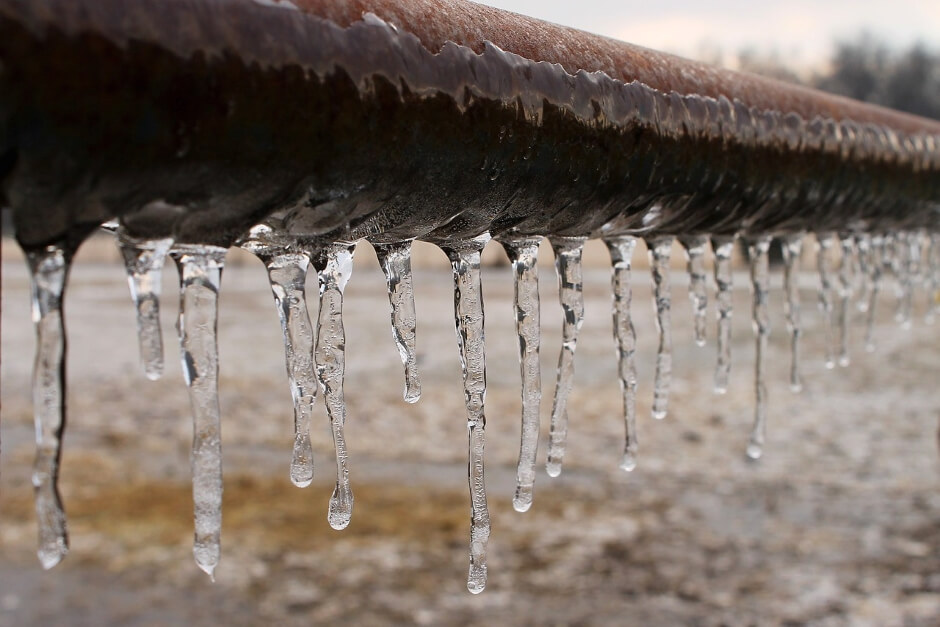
680;236;708;348
374;241;422;404
646;236;674;420
605;236;639;471
837;235;856;367
816;233;837;369
712;236;735;394
780;234;803;392
745;237;771;460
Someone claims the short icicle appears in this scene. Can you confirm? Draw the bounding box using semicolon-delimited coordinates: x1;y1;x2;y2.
117;229;173;380
780;234;804;392
746;237;772;460
442;237;492;594
816;233;837;369
373;241;421;404
172;244;228;580
864;235;885;352
646;236;674;419
604;236;640;471
680;236;709;347
499;237;542;512
311;242;357;531
25;244;73;569
711;236;735;394
837;234;856;367
545;236;586;477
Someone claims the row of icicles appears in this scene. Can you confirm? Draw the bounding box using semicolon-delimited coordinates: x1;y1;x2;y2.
21;224;940;592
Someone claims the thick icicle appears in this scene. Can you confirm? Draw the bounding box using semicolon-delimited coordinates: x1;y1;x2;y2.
780;234;804;392
546;237;586;477
746;237;772;460
373;241;421;404
816;233;837;369
680;236;708;347
864;235;885;352
442;238;492;594
837;235;856;367
711;236;735;394
604;236;639;472
172;244;227;580
25;244;72;569
646;236;674;419
312;243;357;531
499;237;542;512
117;230;173;380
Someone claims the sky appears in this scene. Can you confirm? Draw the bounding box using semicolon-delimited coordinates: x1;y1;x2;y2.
476;0;940;72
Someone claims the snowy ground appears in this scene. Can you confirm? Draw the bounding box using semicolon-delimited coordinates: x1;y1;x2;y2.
1;236;938;626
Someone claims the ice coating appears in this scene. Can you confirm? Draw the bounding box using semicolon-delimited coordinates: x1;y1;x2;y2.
680;236;709;348
499;237;542;512
25;244;72;569
646;236;674;420
816;233;837;369
172;244;227;580
441;239;491;594
745;237;771;460
780;234;804;392
545;237;586;477
117;230;173;380
837;235;856;367
312;243;357;530
605;236;639;472
712;237;735;394
373;241;421;404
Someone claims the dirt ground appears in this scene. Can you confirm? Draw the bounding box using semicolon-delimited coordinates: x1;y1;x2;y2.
1;235;938;626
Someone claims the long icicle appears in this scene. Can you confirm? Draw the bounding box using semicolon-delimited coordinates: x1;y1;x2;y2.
117;230;173;380
373;241;421;404
837;234;856;367
646;236;674;419
545;236;586;477
780;234;803;392
680;235;709;347
442;238;492;594
605;236;639;471
816;233;837;369
311;242;357;531
499;237;542;512
928;233;940;324
172;244;227;580
711;236;735;394
746;237;772;460
25;244;72;569
864;235;885;352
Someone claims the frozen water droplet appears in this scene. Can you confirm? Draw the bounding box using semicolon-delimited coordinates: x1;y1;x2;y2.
117;230;173;380
746;237;771;460
171;244;227;579
780;234;803;392
837;235;856;367
646;236;674;420
440;238;491;594
311;243;357;530
816;233;837;369
499;237;542;512
680;236;708;347
25;244;72;569
712;236;734;394
546;237;586;477
373;241;421;404
605;236;639;472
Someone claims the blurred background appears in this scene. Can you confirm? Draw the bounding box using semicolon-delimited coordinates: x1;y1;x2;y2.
2;1;939;625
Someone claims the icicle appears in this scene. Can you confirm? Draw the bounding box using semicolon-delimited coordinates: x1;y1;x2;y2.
373;241;421;404
711;236;734;394
499;237;542;512
545;237;586;477
646;236;674;420
745;237;772;460
117;230;173;380
441;238;492;595
816;233;837;369
680;236;708;347
172;244;227;580
855;234;873;313
864;235;885;352
25;244;72;569
837;235;856;367
311;242;357;531
604;236;639;471
928;233;940;325
780;234;803;392
896;232;920;329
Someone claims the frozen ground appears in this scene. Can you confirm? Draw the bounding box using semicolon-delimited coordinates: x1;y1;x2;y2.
1;236;938;626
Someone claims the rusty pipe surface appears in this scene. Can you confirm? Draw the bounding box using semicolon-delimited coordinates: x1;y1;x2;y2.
1;0;939;251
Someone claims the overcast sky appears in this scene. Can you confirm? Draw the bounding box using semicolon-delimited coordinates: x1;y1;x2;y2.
476;0;940;70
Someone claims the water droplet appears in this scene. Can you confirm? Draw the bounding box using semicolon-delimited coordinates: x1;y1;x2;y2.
746;237;771;460
780;234;803;392
373;241;421;404
646;236;674;420
605;236;639;472
712;236;735;394
680;236;708;347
